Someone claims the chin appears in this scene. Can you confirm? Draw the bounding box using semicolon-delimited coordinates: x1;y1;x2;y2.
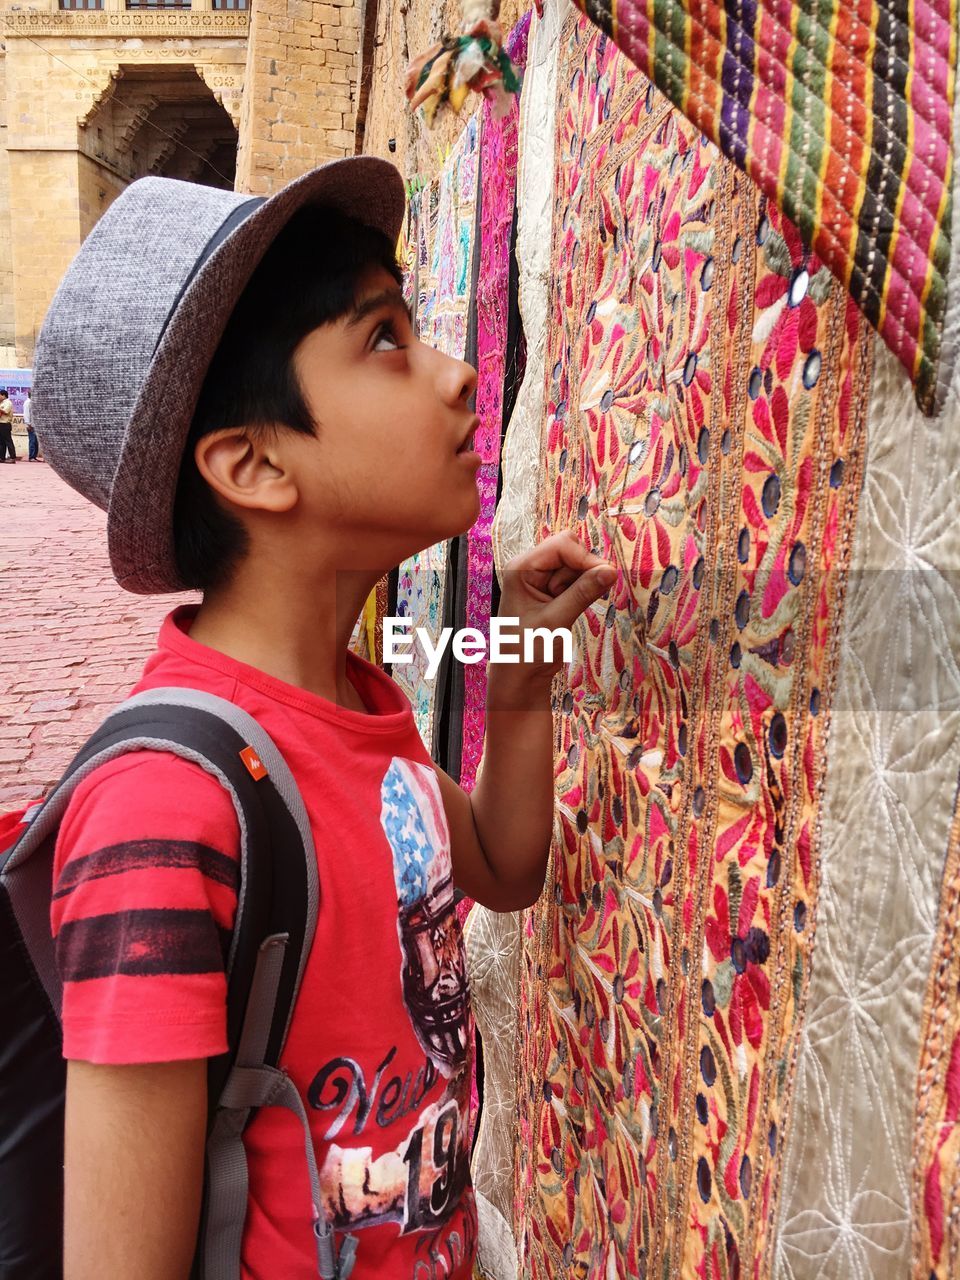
401;486;480;554
453;490;481;537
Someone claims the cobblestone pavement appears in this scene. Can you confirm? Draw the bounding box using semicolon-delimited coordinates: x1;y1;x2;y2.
1;462;191;807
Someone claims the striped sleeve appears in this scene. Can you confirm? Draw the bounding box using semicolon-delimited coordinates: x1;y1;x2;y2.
52;751;241;1064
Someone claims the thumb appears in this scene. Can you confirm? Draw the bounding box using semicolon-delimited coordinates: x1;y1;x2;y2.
544;564;617;630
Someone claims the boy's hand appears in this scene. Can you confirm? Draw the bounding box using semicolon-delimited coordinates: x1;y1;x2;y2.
497;530;616;685
444;532;616;909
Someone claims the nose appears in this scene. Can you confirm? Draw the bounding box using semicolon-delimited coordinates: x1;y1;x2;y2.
437;350;478;406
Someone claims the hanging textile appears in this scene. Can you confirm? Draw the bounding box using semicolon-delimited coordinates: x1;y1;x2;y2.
399;183;421;312
469;8;573;1277
568;0;958;419
915;786;960;1280
438;179;484;785
461;11;532;793
514;16;874;1278
774;336;960;1280
465;904;523;1279
394;116;481;753
491;0;573;573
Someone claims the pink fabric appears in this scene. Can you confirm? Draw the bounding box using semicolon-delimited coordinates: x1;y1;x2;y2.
461;12;531;793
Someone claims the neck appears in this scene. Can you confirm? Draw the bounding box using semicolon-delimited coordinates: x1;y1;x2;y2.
189;549;379;708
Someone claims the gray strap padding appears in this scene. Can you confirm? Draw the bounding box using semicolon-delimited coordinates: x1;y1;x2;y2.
216;1066;356;1280
115;686;319;1028
202;1104;250;1280
203;933;286;1280
205;934;353;1279
237;932;289;1066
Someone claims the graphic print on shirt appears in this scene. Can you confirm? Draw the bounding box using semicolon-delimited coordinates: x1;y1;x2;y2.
314;758;473;1247
383;758;470;1072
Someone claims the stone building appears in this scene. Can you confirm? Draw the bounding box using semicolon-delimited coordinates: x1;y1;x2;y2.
0;0;520;371
0;0;361;370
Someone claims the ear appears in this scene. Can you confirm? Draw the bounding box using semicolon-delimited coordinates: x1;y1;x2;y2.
194;427;299;514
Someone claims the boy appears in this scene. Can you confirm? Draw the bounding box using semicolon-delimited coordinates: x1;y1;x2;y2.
35;157;615;1279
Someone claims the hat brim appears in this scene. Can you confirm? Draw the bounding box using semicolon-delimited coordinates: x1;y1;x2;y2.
107;156;406;594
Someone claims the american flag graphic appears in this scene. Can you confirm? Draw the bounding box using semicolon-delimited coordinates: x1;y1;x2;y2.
379;758;450;907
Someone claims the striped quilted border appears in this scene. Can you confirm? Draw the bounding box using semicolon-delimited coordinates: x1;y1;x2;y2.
572;0;957;416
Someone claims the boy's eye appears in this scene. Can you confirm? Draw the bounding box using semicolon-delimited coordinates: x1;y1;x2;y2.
372;323;401;352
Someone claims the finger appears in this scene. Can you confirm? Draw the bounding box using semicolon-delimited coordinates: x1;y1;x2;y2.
543;566;580;597
540;564;618;631
518;564;582;600
512;530;611;575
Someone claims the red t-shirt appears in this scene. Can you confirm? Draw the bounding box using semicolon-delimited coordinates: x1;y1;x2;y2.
52;607;477;1279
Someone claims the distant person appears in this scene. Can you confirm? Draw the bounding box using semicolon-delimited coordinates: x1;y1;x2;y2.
0;388;15;463
23;392;39;460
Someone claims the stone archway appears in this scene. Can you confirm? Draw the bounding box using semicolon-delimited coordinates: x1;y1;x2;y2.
79;64;239;202
2;8;248;364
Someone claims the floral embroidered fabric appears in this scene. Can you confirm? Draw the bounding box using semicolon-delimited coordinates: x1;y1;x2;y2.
513;17;874;1278
395;118;481;752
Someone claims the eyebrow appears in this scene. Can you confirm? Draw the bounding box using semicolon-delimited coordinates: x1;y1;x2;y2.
346;287;413;329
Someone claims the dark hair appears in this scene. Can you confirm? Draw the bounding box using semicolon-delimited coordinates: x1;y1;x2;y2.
173;205;402;592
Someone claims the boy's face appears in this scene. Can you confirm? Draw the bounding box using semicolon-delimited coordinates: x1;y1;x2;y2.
288;266;482;571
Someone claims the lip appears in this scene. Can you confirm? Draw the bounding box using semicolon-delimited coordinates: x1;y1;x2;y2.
456;415;481;457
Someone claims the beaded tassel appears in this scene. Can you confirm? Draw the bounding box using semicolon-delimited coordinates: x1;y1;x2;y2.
404;1;521;127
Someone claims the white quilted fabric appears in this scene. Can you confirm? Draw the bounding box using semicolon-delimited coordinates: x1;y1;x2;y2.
773;342;960;1277
464;903;521;1226
474;1188;519;1280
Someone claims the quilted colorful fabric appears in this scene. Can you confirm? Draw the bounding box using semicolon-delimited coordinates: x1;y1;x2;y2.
569;0;957;417
462;14;531;793
514;16;874;1278
395;118;481;751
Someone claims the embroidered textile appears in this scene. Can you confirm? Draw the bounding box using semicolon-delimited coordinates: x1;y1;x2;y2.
469;3;571;1267
399;188;420;312
464;903;523;1225
395;119;481;752
462;13;531;793
914;783;960;1280
774;340;960;1279
514;18;874;1278
570;0;957;418
491;0;574;577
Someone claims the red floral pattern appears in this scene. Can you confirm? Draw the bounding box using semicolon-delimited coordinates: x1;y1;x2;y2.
514;17;873;1279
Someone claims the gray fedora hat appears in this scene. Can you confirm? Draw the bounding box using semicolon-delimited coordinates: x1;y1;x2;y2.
33;157;405;594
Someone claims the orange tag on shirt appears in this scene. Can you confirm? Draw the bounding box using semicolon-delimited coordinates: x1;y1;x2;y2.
240;746;268;781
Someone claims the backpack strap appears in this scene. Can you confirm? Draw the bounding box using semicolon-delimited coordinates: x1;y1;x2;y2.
1;687;354;1280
